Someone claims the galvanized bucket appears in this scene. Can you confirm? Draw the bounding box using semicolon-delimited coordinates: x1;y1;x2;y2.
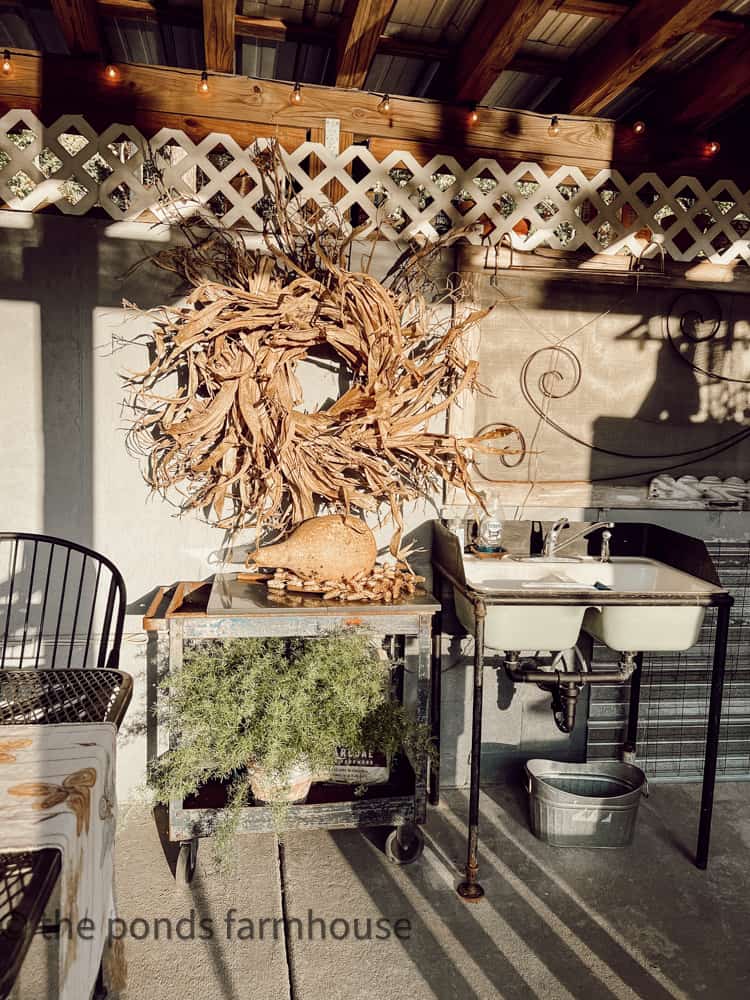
525;758;648;848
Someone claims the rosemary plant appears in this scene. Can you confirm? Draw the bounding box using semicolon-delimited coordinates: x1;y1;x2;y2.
149;634;432;861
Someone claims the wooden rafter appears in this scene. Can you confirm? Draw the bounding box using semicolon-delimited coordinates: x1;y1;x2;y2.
335;0;396;90
555;0;727;116
202;0;236;74
654;32;750;130
449;0;558;104
559;1;748;37
49;0;102;55
90;0;750;41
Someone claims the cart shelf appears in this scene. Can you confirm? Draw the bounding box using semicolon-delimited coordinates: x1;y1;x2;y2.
144;576;439;883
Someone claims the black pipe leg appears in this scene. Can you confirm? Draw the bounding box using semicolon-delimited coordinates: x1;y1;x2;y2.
429;570;443;806
623;652;643;763
696;599;733;869
457;608;486;902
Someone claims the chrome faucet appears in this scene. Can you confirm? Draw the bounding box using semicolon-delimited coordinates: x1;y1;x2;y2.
543;517;615;561
542;516;570;557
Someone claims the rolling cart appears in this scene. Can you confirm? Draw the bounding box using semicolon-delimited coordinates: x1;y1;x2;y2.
143;576;439;885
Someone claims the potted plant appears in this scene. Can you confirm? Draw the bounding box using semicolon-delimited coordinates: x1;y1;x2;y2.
148;633;432;861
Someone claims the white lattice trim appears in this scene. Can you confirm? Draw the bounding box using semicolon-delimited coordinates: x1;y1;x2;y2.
0;110;748;266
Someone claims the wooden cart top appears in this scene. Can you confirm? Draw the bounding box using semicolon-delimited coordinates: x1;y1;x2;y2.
143;577;439;631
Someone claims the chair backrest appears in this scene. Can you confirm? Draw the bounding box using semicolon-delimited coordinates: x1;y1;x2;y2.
0;533;126;671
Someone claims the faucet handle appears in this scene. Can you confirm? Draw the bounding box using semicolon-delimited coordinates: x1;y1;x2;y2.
600;529;612;563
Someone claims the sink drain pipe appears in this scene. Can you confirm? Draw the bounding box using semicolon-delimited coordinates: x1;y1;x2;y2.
504;651;639;733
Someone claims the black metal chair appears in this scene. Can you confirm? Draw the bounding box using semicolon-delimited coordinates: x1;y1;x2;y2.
0;532;132;1000
0;531;126;673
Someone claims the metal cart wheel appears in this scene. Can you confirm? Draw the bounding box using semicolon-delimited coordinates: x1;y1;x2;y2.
175;838;198;886
384;823;424;865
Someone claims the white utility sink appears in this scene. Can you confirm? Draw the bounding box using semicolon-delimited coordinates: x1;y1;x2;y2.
453;555;723;653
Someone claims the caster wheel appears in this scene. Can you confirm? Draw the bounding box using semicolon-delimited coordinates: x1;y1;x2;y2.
175;838;198;886
385;824;424;865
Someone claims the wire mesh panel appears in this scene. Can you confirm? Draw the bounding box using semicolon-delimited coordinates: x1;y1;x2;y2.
0;534;125;672
587;541;750;779
0;669;131;727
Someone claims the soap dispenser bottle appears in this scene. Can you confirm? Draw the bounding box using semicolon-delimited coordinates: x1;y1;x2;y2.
477;493;504;553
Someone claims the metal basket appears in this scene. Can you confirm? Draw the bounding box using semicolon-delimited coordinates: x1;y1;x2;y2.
525;758;647;848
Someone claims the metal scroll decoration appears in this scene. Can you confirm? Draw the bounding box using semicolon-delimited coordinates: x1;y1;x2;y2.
664;291;750;385
472;422;527;479
515;321;750;481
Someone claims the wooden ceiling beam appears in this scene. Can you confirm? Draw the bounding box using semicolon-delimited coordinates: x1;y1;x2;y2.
335;0;396;89
202;0;236;74
450;0;558;104
49;0;102;55
555;0;727;116
1;49;741;182
653;32;750;130
558;1;748;38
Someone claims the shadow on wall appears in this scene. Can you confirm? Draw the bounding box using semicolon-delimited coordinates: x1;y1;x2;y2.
0;213;98;546
590;294;750;483
472;273;750;489
0;211;185;546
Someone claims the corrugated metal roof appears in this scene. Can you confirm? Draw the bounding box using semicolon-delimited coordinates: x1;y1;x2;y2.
106;18;203;70
652;31;724;75
599;82;653;123
239;1;344;30
484;70;561;113
364;53;439;97
0;3;67;54
1;0;747;124
239;36;331;84
387;0;483;45
522;9;611;62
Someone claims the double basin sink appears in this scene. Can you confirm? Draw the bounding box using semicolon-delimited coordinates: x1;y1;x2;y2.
452;553;724;653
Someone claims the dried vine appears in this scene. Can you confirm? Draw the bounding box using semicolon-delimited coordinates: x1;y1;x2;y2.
123;142;509;548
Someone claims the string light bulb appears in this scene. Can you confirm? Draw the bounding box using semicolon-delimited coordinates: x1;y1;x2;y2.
378;93;391;114
547;115;561;137
290;82;302;104
706;139;720;155
104;63;120;82
199;70;209;94
468;106;479;125
2;50;11;76
632;120;646;135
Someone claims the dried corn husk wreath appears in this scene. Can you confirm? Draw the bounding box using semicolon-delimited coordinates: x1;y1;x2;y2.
123;142;511;565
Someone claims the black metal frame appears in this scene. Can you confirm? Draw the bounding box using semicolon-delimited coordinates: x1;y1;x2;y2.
431;558;734;899
0;531;126;672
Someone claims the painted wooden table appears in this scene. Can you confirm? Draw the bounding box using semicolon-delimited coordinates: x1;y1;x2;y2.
144;576;439;884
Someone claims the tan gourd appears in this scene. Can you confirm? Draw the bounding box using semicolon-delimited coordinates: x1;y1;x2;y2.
254;515;377;581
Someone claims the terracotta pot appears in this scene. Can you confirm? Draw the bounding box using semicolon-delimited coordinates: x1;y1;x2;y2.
247;761;314;805
254;515;377;581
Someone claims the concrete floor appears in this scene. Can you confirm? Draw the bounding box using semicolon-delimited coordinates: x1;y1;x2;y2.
13;782;750;999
